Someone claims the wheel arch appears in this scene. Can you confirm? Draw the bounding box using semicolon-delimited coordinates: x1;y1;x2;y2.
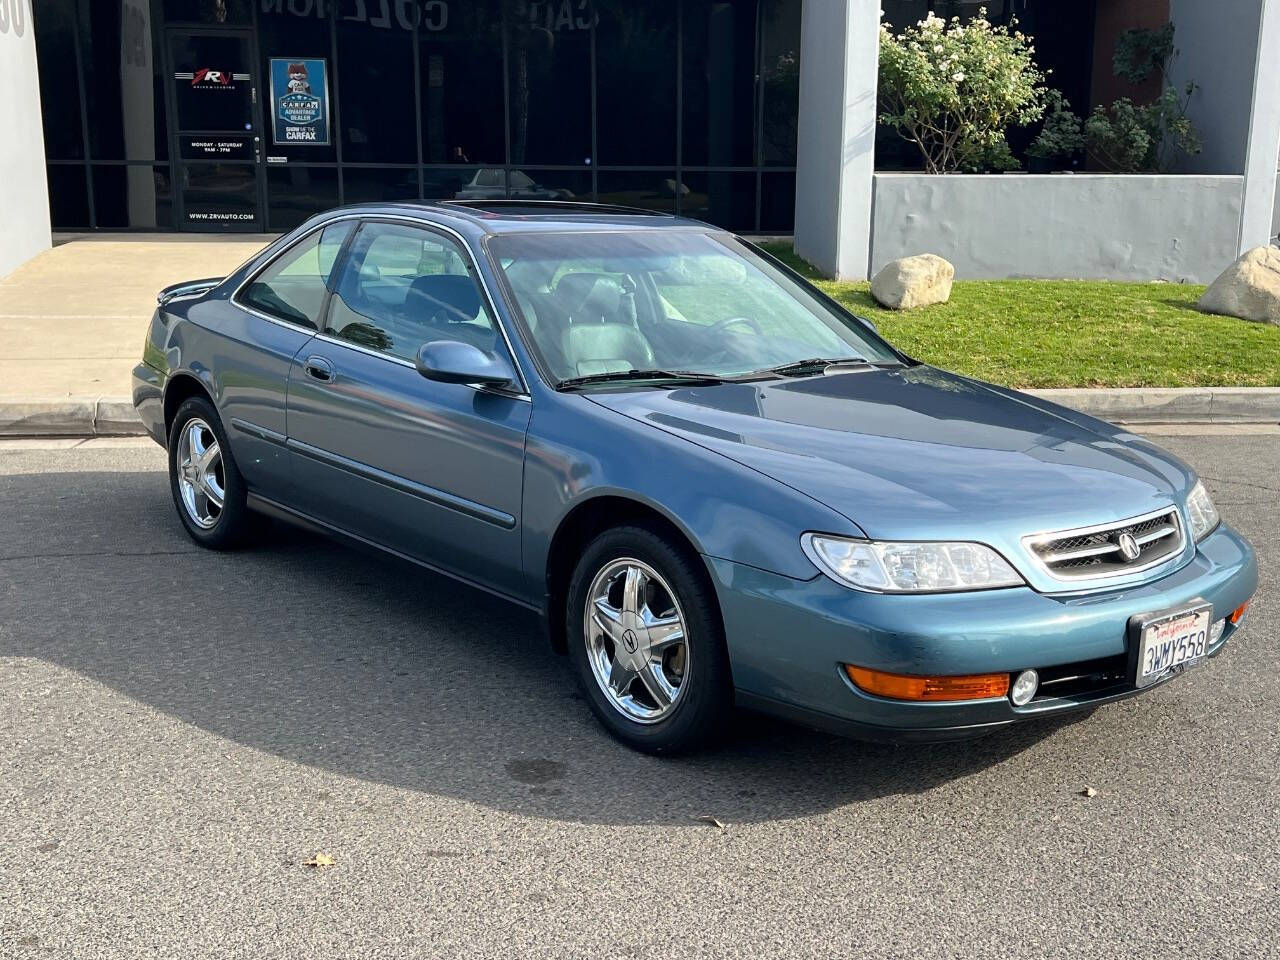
162;372;216;438
543;493;711;655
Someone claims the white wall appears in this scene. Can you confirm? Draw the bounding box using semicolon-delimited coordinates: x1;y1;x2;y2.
870;174;1243;283
0;0;50;279
792;0;879;280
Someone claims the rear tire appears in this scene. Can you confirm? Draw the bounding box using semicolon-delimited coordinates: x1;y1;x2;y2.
167;396;253;550
566;524;733;754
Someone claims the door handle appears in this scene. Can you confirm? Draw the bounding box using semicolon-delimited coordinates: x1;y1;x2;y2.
303;356;335;383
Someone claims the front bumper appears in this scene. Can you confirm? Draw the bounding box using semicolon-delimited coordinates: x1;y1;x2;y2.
708;521;1257;742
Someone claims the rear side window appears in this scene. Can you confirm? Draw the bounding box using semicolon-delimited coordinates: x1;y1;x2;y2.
238;221;354;329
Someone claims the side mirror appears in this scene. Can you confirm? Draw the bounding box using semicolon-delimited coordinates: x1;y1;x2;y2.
855;314;878;334
415;340;516;388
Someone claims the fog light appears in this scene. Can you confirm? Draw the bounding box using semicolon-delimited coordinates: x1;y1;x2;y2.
1209;618;1226;645
1009;669;1039;706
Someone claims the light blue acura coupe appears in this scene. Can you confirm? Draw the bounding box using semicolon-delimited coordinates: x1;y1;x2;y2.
133;201;1258;753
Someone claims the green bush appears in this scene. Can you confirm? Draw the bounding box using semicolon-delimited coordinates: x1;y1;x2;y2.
878;8;1046;174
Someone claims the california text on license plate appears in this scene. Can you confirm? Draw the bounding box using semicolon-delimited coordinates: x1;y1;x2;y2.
1134;603;1211;687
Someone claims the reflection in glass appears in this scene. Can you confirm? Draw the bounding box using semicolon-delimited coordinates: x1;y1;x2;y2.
267;166;339;231
680;172;756;230
336;13;416;162
161;0;251;23
508;0;593;165
93;165;174;229
453;168;585;201
596;172;678;213
80;0;167;161
34;0;84;159
682;0;757;167
419;0;505;164
595;2;676;164
342;167;421;204
760;0;802;165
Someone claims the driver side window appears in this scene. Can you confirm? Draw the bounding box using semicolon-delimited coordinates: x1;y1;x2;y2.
325;221;497;362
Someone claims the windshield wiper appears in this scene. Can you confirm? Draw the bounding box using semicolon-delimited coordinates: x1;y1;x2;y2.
761;357;874;378
556;368;730;391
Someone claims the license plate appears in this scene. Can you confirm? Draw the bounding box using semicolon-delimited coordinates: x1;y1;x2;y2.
1133;602;1211;687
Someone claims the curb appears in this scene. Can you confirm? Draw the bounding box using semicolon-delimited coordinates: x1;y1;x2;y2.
0;398;147;438
2;388;1279;438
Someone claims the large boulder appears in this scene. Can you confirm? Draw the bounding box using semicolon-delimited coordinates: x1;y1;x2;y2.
870;254;955;310
1198;245;1280;325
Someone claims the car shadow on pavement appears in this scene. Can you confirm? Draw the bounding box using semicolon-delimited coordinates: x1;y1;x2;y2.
1;468;1085;826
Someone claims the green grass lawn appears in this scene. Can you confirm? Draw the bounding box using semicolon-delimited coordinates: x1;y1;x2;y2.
757;242;1280;389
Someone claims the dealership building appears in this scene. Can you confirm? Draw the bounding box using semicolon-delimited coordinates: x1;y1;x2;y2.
1;0;1278;282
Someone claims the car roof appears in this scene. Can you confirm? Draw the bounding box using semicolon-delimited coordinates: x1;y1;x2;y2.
328;200;720;236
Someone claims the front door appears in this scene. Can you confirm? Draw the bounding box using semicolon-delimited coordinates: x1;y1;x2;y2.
165;28;264;232
284;220;532;600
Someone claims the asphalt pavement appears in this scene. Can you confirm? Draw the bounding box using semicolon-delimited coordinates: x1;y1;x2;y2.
1;431;1277;959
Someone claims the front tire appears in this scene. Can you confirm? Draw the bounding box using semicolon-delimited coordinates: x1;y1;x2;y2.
566;525;733;754
167;396;252;549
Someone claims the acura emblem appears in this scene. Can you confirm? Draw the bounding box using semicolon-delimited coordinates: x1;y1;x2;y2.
1116;532;1141;562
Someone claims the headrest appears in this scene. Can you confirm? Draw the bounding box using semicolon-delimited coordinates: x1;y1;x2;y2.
554;272;623;321
406;273;480;323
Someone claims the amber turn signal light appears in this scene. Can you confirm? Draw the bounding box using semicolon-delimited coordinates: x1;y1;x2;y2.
844;664;1010;702
1229;602;1250;624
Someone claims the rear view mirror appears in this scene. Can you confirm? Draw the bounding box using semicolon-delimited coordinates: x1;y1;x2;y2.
415;340;516;388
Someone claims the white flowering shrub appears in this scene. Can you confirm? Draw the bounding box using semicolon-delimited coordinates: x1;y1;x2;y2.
878;9;1047;173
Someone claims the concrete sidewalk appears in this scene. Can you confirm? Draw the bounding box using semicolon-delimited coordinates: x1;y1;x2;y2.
0;234;273;400
1;234;1279;436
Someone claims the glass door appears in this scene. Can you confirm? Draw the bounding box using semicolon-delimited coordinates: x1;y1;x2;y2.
166;28;264;231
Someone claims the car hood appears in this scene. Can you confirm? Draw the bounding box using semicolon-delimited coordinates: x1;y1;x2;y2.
587;366;1196;547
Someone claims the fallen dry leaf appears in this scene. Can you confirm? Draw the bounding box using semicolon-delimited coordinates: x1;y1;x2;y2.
1078;787;1098;798
694;815;725;830
303;852;336;868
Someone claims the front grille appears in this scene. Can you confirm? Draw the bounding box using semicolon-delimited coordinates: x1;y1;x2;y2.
1023;506;1184;582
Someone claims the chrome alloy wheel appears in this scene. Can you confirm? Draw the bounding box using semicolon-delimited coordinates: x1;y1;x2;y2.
176;417;225;530
583;558;690;724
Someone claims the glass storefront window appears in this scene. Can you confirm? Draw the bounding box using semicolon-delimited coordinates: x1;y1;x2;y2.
47;166;92;229
759;172;796;232
419;0;505;164
267;166;339;231
258;1;337;162
507;0;593;166
682;0;757;167
80;0;169;162
680;171;756;231
34;0;84;159
342;167;421;204
759;0;801;166
92;165;175;229
595;3;676;165
161;0;251;24
37;0;804;234
596;172;677;213
336;8;417;163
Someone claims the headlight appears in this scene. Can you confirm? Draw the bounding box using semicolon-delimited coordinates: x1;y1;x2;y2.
1186;480;1220;542
802;534;1024;593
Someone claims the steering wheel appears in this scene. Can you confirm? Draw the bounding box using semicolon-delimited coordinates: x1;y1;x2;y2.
709;315;763;336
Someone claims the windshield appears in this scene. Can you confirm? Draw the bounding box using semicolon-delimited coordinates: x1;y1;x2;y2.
487;231;901;384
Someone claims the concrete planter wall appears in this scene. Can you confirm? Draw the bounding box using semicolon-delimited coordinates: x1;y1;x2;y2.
870;174;1244;283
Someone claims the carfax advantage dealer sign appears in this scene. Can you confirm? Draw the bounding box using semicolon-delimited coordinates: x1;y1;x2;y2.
269;58;330;146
